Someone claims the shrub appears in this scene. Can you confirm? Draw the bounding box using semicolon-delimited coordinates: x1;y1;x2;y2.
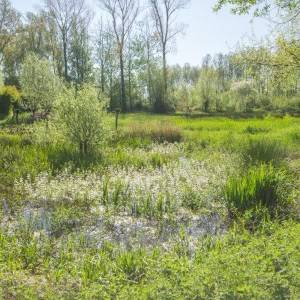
20;53;61;116
125;121;183;143
241;137;288;165
0;85;21;116
225;164;294;226
56;84;107;155
219;82;259;113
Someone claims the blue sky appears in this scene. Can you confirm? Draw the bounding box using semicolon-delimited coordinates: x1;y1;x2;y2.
11;0;271;66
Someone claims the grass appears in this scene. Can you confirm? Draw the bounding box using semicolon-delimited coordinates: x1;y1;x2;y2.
241;137;288;165
122;120;183;143
0;112;300;298
225;164;295;228
0;221;299;298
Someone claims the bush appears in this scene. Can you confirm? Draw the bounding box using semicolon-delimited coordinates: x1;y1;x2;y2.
219;82;259;113
241;137;288;165
225;164;294;226
125;121;183;143
20;53;61;115
56;84;107;155
0;85;21;116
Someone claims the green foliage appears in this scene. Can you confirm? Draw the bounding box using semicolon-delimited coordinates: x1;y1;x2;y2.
0;133;50;199
214;0;300;19
56;84;107;155
0;113;299;299
0;85;21;116
0;221;300;298
116;250;146;282
241;137;288;165
20;53;61;114
244;125;270;134
0;68;3;87
225;164;294;224
192;67;219;112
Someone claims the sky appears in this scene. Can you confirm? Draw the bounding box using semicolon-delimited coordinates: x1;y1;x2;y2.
11;0;271;66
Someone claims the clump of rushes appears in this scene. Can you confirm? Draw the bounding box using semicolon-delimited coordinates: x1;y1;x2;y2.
225;164;295;229
241;137;288;166
125;121;183;143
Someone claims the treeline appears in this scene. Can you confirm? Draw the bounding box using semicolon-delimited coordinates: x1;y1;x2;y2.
0;0;299;115
173;43;300;114
0;0;191;114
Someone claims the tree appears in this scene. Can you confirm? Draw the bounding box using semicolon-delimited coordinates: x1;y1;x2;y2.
0;0;20;62
214;0;300;23
215;0;300;90
56;84;107;155
20;53;61;117
193;67;218;113
99;0;139;112
149;0;189;112
44;0;90;81
0;85;21;121
96;23;119;109
136;18;160;108
69;15;93;89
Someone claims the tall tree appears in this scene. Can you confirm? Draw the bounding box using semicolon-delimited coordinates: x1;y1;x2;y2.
20;53;61;117
96;23;119;108
99;0;139;112
149;0;189;112
0;0;20;62
137;18;159;106
69;13;93;88
44;0;90;81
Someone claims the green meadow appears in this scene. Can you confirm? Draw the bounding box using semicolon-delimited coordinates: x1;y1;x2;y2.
0;113;300;299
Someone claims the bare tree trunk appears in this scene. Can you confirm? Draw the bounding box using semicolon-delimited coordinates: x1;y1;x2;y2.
128;56;132;111
63;32;68;81
120;50;126;112
162;44;168;103
109;70;113;108
101;59;105;93
146;40;153;105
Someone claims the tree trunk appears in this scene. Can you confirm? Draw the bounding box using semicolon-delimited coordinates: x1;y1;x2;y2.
119;50;126;112
146;40;153;105
109;70;113;109
128;59;132;111
101;60;105;93
62;32;68;81
162;45;168;103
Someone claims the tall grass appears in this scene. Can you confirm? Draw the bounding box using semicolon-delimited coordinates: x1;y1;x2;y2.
225;164;294;224
124;121;183;143
241;138;288;165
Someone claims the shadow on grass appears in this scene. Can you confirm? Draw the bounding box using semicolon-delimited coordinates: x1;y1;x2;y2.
47;145;104;171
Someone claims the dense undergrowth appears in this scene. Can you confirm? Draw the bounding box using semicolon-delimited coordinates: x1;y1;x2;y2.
0;113;300;298
0;221;299;299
